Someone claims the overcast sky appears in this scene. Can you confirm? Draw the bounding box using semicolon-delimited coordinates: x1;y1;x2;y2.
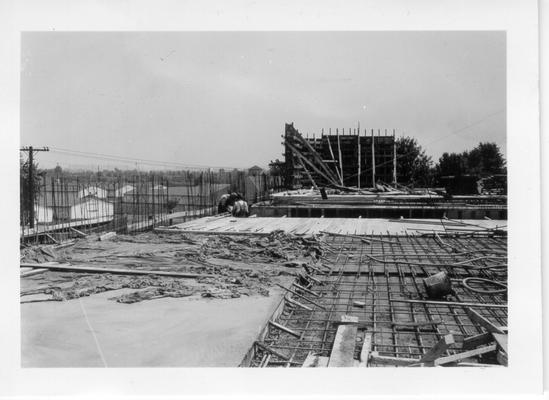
20;31;505;170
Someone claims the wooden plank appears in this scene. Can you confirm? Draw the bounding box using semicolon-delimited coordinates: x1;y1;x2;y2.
359;333;373;367
44;233;59;244
20;268;48;278
465;307;506;334
99;231;116;241
254;341;289;361
20;262;215;279
434;344;497;366
369;352;419;366
455;362;503;367
268;320;301;338
70;227;88;237
419;334;455;363
275;283;326;310
327;315;358;367
462;332;494;351
492;333;508;354
155;228;271;236
292;282;320;298
285;295;313;311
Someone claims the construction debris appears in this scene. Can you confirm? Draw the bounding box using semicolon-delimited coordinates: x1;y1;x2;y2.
21;231;324;304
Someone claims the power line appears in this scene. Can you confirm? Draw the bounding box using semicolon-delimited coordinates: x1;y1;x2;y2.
47;147;245;170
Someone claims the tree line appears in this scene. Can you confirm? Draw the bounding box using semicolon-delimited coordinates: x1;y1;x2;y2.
395;138;506;188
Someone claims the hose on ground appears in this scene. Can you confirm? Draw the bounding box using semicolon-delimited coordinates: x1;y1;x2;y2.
461;277;507;294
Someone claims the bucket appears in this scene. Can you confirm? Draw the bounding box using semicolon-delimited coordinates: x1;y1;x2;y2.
423;271;453;299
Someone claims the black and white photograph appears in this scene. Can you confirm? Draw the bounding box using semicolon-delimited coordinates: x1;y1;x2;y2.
0;0;544;398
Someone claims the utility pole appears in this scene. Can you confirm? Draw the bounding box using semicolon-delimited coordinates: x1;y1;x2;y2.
20;146;49;229
393;129;397;185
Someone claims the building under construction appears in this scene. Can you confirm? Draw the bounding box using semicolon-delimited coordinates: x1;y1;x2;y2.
20;123;508;370
283;123;396;189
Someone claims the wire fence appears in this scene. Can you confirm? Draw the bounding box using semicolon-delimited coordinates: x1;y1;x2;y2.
20;170;284;243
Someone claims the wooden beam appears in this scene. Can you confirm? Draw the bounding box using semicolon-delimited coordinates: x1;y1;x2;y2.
492;333;508;354
254;341;289;361
70;227;88;237
285;295;313;311
434;344;497;366
359;333;373;367
369;352;419;366
268;320;301;338
20;262;215;279
419;334;455;363
337;129;344;185
327;134;343;185
286;142;339;186
275;283;326;310
292;282;320;298
296;156;318;190
290;131;341;184
99;231;116;241
44;233;59;244
465;307;506;334
328;315;359;367
20;268;48;278
462;332;494;351
456;362;503;367
357;132;361;189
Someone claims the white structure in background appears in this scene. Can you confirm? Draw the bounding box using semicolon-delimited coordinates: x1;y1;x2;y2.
115;184;135;197
78;186;108;199
35;204;53;224
70;195;114;220
34;194;113;224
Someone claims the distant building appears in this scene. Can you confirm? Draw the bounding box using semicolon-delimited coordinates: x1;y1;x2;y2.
35;193;113;224
248;165;264;176
115;184;135;197
78;186;108;199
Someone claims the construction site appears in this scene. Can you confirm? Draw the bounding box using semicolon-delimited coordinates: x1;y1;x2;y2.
20;122;508;369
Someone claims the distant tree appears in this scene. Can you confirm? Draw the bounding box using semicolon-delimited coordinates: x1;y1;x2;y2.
396;137;434;186
467;142;506;175
437;151;469;177
268;159;286;176
20;157;43;226
435;142;505;178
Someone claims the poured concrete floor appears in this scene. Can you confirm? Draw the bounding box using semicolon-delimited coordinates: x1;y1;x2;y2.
21;287;286;367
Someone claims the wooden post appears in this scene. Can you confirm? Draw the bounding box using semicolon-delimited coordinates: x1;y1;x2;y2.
328;315;358;367
327;129;343;185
